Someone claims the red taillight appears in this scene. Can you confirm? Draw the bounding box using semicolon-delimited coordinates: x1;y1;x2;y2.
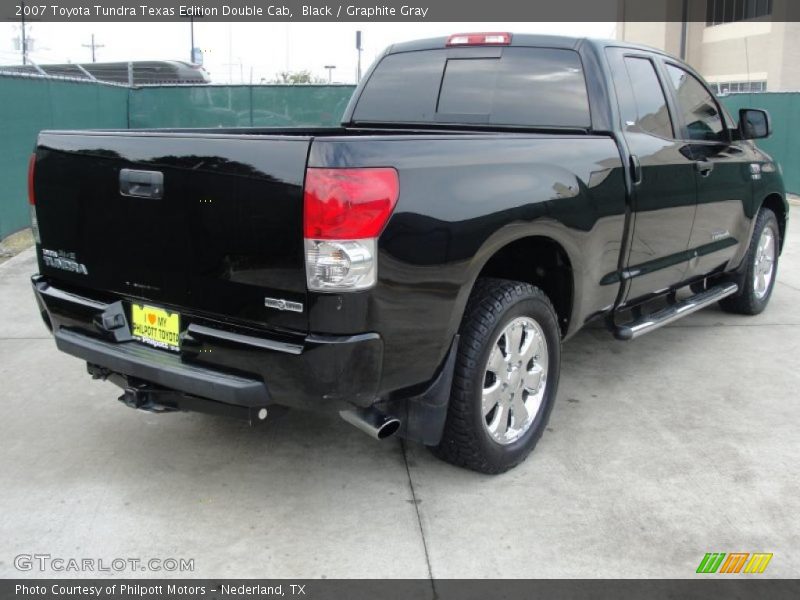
303;168;399;240
27;154;36;205
446;32;511;46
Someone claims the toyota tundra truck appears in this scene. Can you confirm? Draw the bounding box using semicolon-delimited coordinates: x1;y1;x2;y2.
28;33;787;473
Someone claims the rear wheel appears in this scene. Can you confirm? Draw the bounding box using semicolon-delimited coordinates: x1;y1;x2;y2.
719;208;780;315
431;278;561;474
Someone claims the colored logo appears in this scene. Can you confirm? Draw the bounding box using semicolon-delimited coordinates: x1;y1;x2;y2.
696;552;773;574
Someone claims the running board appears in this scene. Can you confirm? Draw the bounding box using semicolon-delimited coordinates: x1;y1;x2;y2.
613;282;739;341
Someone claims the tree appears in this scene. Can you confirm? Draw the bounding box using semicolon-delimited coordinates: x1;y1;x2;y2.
271;70;326;84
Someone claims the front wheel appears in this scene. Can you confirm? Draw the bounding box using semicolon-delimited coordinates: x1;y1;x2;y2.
431;278;561;474
719;208;780;315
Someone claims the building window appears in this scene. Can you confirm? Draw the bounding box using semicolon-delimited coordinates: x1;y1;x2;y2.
711;80;768;94
706;0;772;26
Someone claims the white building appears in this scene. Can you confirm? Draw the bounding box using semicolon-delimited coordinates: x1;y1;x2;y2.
618;0;800;93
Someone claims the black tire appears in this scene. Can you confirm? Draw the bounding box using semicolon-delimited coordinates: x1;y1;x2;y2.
431;278;561;474
719;208;780;315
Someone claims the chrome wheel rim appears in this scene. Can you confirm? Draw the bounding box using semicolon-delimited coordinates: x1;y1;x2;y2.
753;227;776;300
481;316;549;445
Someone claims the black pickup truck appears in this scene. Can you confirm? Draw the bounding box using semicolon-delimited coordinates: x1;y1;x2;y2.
29;33;787;473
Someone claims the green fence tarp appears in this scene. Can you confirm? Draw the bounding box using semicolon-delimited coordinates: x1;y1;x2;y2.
0;79;355;239
0;77;129;239
0;80;795;241
719;93;800;195
129;85;355;128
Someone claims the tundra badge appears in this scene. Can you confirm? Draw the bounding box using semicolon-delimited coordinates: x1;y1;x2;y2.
42;248;88;275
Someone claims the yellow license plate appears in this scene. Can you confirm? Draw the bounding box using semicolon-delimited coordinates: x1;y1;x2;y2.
131;304;181;352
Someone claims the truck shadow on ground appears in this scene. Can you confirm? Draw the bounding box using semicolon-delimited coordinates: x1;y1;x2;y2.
79;305;744;484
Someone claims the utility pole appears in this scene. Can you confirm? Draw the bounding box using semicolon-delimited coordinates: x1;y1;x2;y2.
324;65;336;83
20;1;27;64
180;10;203;64
82;34;104;63
16;1;39;66
679;0;688;60
228;24;233;83
355;30;363;82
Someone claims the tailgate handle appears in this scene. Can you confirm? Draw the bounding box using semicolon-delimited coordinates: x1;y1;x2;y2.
120;169;163;199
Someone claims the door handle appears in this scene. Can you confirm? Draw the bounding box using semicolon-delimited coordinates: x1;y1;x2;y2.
630;154;642;185
695;160;714;177
120;169;164;199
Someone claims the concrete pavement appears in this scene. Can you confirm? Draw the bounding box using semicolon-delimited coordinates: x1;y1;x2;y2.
1;208;798;579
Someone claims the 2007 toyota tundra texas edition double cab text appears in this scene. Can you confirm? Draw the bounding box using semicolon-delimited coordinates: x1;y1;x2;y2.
29;34;788;473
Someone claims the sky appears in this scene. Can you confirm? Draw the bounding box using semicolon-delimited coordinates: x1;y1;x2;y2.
0;21;616;84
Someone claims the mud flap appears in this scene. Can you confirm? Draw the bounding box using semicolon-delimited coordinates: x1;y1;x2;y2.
382;335;458;446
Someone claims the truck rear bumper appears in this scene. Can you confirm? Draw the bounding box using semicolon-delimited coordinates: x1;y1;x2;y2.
56;327;270;407
32;275;455;444
32;276;382;412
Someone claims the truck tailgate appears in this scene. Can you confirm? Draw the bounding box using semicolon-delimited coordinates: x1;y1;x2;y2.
33;131;311;333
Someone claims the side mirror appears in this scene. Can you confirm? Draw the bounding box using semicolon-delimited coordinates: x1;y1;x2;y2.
738;108;771;140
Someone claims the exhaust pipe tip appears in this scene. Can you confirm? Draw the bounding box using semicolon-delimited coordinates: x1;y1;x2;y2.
340;407;401;441
376;417;401;440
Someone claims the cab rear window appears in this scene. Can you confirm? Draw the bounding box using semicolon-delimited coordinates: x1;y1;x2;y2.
352;47;591;129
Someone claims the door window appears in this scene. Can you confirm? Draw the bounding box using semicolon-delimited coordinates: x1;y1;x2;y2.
620;57;675;139
665;64;727;142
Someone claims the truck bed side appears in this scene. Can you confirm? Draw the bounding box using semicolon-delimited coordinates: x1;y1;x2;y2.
307;133;627;393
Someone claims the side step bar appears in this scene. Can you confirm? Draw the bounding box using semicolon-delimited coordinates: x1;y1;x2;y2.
614;282;739;341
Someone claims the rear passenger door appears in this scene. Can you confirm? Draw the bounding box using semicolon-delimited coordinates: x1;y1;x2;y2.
661;62;758;281
606;48;698;302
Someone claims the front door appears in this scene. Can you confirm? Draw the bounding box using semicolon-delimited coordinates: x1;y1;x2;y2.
606;48;698;302
661;62;757;281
